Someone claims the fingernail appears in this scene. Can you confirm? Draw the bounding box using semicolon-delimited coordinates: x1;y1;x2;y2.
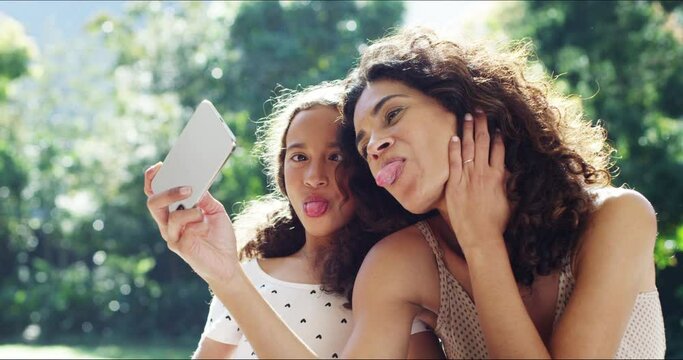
451;135;459;142
474;108;484;114
179;186;192;195
464;113;473;122
145;162;162;174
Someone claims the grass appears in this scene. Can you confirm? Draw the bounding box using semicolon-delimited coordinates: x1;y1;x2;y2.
0;337;196;359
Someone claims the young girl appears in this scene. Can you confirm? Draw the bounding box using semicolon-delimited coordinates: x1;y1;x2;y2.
143;82;442;359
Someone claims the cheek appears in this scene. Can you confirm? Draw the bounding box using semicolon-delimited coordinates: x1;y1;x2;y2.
338;198;357;223
282;166;298;197
417;133;450;184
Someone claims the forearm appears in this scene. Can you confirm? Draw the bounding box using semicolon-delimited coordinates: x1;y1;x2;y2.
207;269;317;359
464;238;550;359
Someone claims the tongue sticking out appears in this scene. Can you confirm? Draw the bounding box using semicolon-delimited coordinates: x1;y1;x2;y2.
375;161;404;187
304;201;328;217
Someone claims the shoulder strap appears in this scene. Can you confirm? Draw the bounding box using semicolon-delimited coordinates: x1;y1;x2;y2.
415;221;447;269
554;256;576;325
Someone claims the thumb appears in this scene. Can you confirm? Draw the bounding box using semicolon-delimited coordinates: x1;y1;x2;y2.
196;191;227;216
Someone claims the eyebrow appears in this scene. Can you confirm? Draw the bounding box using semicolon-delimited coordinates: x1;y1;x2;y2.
355;93;409;148
286;142;340;151
372;94;408;116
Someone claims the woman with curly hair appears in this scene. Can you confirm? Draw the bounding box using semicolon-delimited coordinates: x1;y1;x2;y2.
339;27;665;358
143;81;441;359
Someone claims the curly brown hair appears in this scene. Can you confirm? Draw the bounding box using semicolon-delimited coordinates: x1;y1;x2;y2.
235;81;421;305
340;27;614;286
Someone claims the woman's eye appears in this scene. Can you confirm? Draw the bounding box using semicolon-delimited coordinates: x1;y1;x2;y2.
358;145;368;160
291;154;307;162
386;107;403;124
329;153;344;162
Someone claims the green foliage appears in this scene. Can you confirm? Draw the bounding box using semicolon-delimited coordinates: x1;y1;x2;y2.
0;16;37;100
500;1;683;356
0;1;405;344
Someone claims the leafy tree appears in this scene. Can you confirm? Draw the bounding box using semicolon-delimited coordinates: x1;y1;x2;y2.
0;16;36;100
0;1;405;342
0;15;34;338
92;0;405;339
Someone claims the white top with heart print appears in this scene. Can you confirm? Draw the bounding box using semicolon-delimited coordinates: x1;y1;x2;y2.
201;258;430;359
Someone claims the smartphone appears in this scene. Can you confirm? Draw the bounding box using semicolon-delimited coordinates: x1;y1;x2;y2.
151;100;236;212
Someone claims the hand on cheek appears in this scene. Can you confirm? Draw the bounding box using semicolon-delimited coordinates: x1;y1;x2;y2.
445;110;510;251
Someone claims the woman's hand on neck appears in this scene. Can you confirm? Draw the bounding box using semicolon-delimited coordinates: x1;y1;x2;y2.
442;111;510;255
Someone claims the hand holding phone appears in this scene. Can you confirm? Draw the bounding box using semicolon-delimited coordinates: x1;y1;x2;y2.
151;100;236;211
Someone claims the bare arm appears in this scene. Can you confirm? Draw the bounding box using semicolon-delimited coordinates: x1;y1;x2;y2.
342;234;430;358
144;163;316;359
446;112;657;358
549;190;657;357
209;230;434;358
207;269;317;358
465;190;656;358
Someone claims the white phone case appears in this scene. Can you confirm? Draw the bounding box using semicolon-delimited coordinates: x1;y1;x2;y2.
151;100;236;211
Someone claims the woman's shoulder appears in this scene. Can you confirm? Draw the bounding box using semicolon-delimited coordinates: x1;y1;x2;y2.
576;187;657;268
590;186;654;211
361;221;438;280
589;187;656;227
354;221;440;305
371;222;434;259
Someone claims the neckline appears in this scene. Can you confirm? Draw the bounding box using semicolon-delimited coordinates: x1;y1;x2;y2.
417;220;566;331
250;258;322;290
416;221;477;334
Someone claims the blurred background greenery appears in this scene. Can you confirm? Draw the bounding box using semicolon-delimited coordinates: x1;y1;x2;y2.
0;1;681;358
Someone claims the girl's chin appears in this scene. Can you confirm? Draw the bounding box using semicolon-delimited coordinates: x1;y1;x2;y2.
302;221;345;237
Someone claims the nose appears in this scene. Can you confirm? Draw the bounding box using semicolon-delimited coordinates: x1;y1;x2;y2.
367;135;394;161
304;160;329;188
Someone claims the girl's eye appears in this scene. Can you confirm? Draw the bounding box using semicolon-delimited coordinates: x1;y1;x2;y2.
329;153;344;162
291;154;307;162
386;107;403;124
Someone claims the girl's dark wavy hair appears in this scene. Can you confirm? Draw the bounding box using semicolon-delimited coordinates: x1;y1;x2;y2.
341;28;614;286
235;81;422;306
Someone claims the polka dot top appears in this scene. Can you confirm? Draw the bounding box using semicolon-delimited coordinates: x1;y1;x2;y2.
416;221;666;359
201;258;430;359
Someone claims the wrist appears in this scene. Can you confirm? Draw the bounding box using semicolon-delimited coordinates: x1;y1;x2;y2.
205;263;248;298
448;216;506;249
461;234;508;261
